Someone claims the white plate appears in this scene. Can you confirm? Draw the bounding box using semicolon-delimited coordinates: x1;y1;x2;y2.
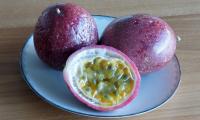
20;15;181;118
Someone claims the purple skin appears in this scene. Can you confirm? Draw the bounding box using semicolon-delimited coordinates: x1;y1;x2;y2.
34;3;98;70
101;14;176;74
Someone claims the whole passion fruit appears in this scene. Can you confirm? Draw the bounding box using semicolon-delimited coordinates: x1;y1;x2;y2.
34;3;98;69
101;14;176;74
63;45;140;111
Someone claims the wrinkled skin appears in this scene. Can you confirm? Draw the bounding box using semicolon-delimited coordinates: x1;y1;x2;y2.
34;3;98;69
101;14;176;74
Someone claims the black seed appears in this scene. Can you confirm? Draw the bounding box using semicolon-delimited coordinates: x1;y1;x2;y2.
114;91;118;96
107;64;112;70
125;79;131;84
114;82;119;88
104;94;109;99
85;87;90;92
121;74;129;81
80;75;85;80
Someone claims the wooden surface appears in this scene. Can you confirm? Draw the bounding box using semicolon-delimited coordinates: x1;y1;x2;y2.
0;0;200;120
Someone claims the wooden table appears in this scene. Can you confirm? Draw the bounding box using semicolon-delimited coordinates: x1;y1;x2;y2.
0;0;200;120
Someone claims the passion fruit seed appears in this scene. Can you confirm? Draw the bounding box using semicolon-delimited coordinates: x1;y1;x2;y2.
77;57;134;106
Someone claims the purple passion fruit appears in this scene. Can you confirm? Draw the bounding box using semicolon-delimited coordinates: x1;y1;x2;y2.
101;14;176;74
34;3;98;69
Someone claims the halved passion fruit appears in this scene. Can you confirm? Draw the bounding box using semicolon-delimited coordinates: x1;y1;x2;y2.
63;45;141;111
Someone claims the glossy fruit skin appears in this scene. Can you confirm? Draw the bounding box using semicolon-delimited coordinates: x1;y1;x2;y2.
34;3;98;69
63;45;141;111
101;14;176;74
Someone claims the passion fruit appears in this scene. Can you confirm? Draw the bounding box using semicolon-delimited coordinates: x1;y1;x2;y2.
101;14;176;74
34;3;98;69
63;45;140;111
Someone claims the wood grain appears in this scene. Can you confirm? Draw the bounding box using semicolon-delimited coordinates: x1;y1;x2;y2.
0;0;200;120
1;0;200;28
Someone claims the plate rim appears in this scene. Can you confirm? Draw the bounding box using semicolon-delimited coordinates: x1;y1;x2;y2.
19;15;181;118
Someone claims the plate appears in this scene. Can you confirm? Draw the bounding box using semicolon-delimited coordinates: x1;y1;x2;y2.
20;15;181;118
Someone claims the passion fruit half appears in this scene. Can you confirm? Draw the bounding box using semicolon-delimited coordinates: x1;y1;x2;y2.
63;45;140;111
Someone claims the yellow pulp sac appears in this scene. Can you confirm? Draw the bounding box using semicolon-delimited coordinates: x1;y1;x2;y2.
76;57;134;106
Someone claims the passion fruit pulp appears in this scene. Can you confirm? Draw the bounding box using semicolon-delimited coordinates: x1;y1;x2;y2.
63;45;140;111
78;57;134;106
